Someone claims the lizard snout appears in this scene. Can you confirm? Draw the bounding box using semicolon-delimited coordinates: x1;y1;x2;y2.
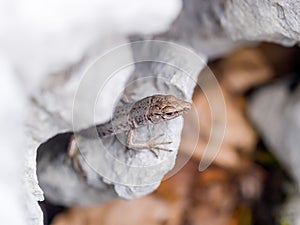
178;100;192;113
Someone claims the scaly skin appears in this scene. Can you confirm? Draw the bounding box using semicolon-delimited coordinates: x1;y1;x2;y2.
67;95;191;174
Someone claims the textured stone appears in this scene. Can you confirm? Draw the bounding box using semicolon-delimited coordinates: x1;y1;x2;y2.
222;0;300;46
155;0;243;59
158;0;300;59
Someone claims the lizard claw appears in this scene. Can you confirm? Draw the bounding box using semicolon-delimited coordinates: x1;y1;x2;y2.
147;137;173;157
127;129;173;157
148;146;173;158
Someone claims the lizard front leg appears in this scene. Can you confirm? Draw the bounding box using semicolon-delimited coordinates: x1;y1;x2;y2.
126;129;173;157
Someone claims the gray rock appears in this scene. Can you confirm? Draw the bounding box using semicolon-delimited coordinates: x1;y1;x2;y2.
153;0;300;59
222;0;300;46
248;78;300;189
155;0;246;59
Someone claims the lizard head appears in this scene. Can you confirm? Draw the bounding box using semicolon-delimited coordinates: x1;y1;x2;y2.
147;95;191;124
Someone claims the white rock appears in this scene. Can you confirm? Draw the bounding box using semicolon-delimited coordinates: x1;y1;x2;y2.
0;56;34;225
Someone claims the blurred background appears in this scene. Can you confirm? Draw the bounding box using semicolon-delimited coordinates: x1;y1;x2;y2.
1;0;300;225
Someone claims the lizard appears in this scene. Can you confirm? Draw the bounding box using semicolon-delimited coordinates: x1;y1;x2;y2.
67;94;191;174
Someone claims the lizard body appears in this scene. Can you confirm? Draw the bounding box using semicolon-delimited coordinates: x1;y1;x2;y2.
79;94;191;138
67;95;191;173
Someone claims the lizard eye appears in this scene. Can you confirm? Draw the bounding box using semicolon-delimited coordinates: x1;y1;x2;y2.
163;111;178;119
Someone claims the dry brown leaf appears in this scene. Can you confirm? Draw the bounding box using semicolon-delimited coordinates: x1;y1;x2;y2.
187;167;238;225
